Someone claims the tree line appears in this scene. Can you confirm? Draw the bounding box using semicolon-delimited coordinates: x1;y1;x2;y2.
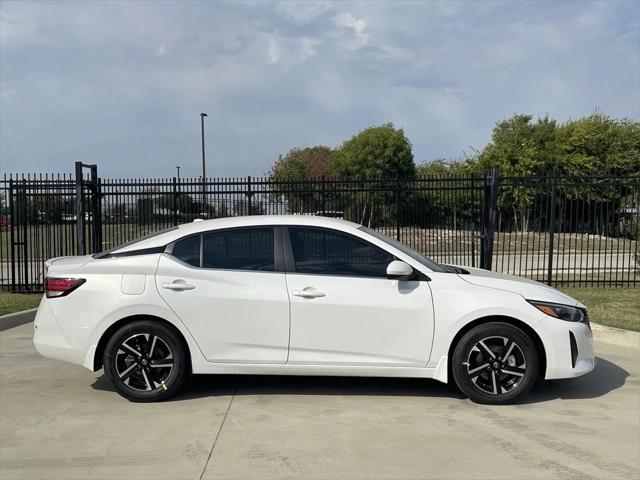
270;112;639;181
268;113;639;234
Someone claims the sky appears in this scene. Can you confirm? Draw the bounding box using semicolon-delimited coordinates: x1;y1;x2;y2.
0;0;639;178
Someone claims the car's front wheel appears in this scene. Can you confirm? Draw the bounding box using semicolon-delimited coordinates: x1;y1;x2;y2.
103;320;189;402
451;322;539;404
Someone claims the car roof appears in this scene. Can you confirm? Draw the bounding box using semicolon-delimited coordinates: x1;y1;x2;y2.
180;215;360;232
113;215;363;253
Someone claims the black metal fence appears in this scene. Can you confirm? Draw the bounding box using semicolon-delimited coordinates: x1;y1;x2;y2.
1;167;638;291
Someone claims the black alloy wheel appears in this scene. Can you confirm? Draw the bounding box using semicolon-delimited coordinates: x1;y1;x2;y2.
452;322;539;404
103;320;189;402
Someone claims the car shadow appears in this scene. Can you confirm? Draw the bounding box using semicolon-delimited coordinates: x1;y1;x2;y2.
522;356;630;404
90;356;628;404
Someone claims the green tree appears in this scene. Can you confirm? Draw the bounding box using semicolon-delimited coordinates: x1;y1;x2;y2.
416;158;473;176
269;146;334;180
269;146;335;214
333;123;415;226
476;114;559;176
555;113;640;233
473;112;640;232
156;193;196;213
333;123;415;178
557;113;640;179
414;159;479;230
475;114;559;230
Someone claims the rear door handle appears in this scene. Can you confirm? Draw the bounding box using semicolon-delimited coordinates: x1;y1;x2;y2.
161;282;195;291
292;288;326;299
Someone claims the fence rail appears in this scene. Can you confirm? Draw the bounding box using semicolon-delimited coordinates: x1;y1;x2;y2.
1;169;638;291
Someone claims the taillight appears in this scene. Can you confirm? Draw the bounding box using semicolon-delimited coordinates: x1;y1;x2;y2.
44;277;86;298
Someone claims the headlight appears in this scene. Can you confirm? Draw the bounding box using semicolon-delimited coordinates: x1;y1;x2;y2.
527;300;586;323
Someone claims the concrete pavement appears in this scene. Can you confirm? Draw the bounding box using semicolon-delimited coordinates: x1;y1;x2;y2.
0;321;638;480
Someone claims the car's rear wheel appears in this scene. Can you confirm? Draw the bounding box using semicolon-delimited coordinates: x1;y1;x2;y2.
103;320;189;402
451;322;539;404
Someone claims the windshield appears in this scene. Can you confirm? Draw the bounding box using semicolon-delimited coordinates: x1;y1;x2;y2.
358;226;449;273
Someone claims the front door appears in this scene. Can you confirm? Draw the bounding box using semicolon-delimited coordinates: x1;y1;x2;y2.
156;226;290;364
284;227;434;367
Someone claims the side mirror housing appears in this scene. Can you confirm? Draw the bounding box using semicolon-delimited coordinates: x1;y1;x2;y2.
386;260;414;280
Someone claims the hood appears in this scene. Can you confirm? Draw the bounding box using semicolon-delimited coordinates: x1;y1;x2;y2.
457;266;581;307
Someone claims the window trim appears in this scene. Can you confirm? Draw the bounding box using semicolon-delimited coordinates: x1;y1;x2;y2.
165;226;282;273
282;225;428;280
96;245;166;259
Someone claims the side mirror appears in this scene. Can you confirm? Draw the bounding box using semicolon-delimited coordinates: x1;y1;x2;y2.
386;260;414;280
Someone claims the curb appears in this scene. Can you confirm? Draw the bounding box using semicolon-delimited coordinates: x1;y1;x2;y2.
0;308;37;332
591;322;640;349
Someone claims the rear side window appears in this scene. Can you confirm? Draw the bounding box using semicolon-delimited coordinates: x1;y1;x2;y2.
172;235;201;267
288;227;394;278
202;227;274;271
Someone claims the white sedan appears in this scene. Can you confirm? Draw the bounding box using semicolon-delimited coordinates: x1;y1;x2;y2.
33;215;594;404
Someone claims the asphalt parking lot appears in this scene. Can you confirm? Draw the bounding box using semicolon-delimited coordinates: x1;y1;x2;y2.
1;320;638;480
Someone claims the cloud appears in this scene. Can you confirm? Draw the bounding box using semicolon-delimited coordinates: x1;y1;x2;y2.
275;1;332;24
267;37;281;64
0;0;638;177
333;12;369;49
300;37;321;61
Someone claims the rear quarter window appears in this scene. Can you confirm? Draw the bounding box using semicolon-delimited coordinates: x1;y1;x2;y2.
171;235;201;267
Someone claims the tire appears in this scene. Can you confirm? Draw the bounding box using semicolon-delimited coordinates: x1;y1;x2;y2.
451;322;539;405
103;320;189;402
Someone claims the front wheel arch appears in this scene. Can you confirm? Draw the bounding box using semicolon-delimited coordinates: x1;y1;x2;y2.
447;315;547;382
93;315;191;372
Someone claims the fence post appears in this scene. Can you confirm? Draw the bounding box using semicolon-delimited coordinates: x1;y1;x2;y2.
481;167;499;270
546;167;558;286
395;176;401;241
320;176;326;215
75;161;85;255
21;179;28;288
172;177;178;226
90;165;102;253
8;178;15;292
471;173;476;268
247;176;252;214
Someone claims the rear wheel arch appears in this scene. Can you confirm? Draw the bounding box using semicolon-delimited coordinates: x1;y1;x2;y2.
447;315;547;381
93;315;191;372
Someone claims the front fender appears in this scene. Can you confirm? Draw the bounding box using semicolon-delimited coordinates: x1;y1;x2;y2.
426;275;553;373
429;306;543;361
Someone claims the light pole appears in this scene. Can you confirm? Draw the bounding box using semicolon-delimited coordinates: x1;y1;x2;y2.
200;112;208;214
176;165;181;182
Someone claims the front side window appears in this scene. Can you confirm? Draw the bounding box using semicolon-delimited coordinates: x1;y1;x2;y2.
203;227;274;271
288;227;394;278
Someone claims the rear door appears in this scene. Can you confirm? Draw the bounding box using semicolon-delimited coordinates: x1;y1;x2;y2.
284;226;434;367
155;226;290;364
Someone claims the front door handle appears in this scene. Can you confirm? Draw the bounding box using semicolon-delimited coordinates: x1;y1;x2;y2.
161;281;195;291
292;288;326;299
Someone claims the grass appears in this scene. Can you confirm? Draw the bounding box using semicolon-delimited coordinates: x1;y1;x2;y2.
0;292;42;316
559;287;640;332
